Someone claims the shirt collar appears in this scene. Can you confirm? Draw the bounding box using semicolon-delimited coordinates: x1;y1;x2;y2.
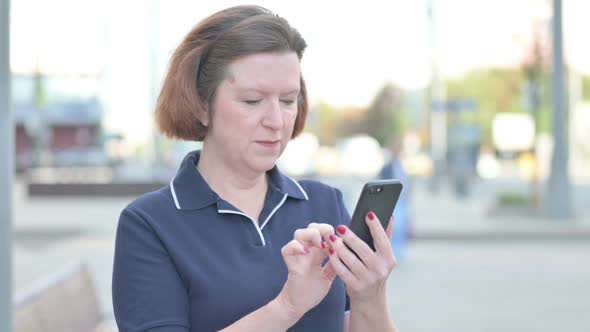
170;150;308;211
266;164;309;201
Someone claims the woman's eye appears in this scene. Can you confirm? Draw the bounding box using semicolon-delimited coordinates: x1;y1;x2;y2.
280;99;295;106
244;100;262;105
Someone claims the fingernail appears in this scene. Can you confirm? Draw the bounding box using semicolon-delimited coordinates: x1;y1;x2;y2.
368;211;375;220
329;234;337;242
304;247;311;254
336;225;347;235
321;241;326;249
329;248;335;255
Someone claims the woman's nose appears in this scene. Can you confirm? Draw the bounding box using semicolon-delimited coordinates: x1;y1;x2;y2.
262;100;284;129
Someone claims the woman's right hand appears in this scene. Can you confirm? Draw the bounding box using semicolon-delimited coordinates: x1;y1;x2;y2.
275;223;337;321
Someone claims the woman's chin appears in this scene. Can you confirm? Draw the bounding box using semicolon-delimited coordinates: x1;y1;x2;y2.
249;156;279;173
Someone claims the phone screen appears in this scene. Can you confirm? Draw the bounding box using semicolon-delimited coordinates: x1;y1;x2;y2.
348;180;403;251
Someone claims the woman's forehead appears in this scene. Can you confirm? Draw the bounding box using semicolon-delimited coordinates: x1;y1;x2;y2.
224;52;301;91
232;86;300;95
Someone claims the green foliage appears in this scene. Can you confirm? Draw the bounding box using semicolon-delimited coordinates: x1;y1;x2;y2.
446;69;521;144
582;75;590;101
497;191;531;207
306;102;338;145
361;83;404;146
306;84;409;147
34;74;47;109
445;67;554;143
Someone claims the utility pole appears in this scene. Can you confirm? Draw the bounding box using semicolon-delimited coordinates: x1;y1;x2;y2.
149;0;162;167
546;0;573;219
0;0;14;330
427;0;447;192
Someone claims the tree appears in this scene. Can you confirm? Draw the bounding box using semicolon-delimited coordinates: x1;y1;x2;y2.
306;102;338;146
445;69;524;145
362;83;404;146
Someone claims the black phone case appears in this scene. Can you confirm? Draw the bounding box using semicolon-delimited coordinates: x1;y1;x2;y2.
348;180;403;251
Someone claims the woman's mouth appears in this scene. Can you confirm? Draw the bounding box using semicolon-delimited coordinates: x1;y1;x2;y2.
256;140;279;148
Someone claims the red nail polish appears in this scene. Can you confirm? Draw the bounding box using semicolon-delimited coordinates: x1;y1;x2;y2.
329;248;335;255
368;211;375;220
336;225;347;235
329;234;337;242
321;241;326;249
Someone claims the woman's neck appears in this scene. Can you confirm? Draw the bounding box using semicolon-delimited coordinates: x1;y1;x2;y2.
196;145;267;208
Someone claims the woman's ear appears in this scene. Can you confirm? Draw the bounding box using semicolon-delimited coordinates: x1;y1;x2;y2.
199;104;210;127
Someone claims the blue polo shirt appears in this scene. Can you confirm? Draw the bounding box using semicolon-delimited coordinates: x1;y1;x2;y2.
112;150;351;332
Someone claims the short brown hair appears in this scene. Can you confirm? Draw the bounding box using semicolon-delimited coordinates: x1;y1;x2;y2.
155;5;308;141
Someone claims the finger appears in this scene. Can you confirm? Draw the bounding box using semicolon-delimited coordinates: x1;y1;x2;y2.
386;216;394;240
294;228;323;249
281;239;309;258
335;224;374;268
307;223;335;240
326;246;359;288
321;259;337;282
327;233;368;279
366;211;393;256
309;241;330;265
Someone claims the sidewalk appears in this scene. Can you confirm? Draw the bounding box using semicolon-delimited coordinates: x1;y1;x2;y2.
410;178;590;240
13;178;124;321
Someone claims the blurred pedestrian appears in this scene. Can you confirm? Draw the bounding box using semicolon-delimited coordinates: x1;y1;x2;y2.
378;139;412;261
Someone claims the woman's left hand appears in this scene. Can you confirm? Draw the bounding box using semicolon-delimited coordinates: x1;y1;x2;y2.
325;211;397;305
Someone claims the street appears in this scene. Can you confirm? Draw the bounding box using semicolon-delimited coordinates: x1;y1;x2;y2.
389;241;590;331
12;177;590;331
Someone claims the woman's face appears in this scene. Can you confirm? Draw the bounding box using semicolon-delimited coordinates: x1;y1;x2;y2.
203;51;301;174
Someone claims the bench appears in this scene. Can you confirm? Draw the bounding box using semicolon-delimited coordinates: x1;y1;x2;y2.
13;261;117;332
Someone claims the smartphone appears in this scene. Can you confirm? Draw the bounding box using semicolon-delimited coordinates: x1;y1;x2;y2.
348;180;403;251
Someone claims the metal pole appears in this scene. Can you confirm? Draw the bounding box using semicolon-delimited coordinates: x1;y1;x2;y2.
0;0;14;330
149;0;162;167
546;0;573;219
428;0;447;193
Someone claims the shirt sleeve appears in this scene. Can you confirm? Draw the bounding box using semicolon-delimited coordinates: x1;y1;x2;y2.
334;188;352;312
112;207;190;332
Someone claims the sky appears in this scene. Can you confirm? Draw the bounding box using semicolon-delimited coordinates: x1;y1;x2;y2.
9;0;590;145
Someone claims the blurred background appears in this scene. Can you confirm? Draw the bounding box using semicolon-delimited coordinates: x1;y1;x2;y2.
2;0;590;331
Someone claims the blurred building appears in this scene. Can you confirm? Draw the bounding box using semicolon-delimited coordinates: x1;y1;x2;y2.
13;74;105;171
15;100;104;171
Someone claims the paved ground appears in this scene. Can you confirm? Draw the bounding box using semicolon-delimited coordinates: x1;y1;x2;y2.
388;241;590;332
11;176;590;331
